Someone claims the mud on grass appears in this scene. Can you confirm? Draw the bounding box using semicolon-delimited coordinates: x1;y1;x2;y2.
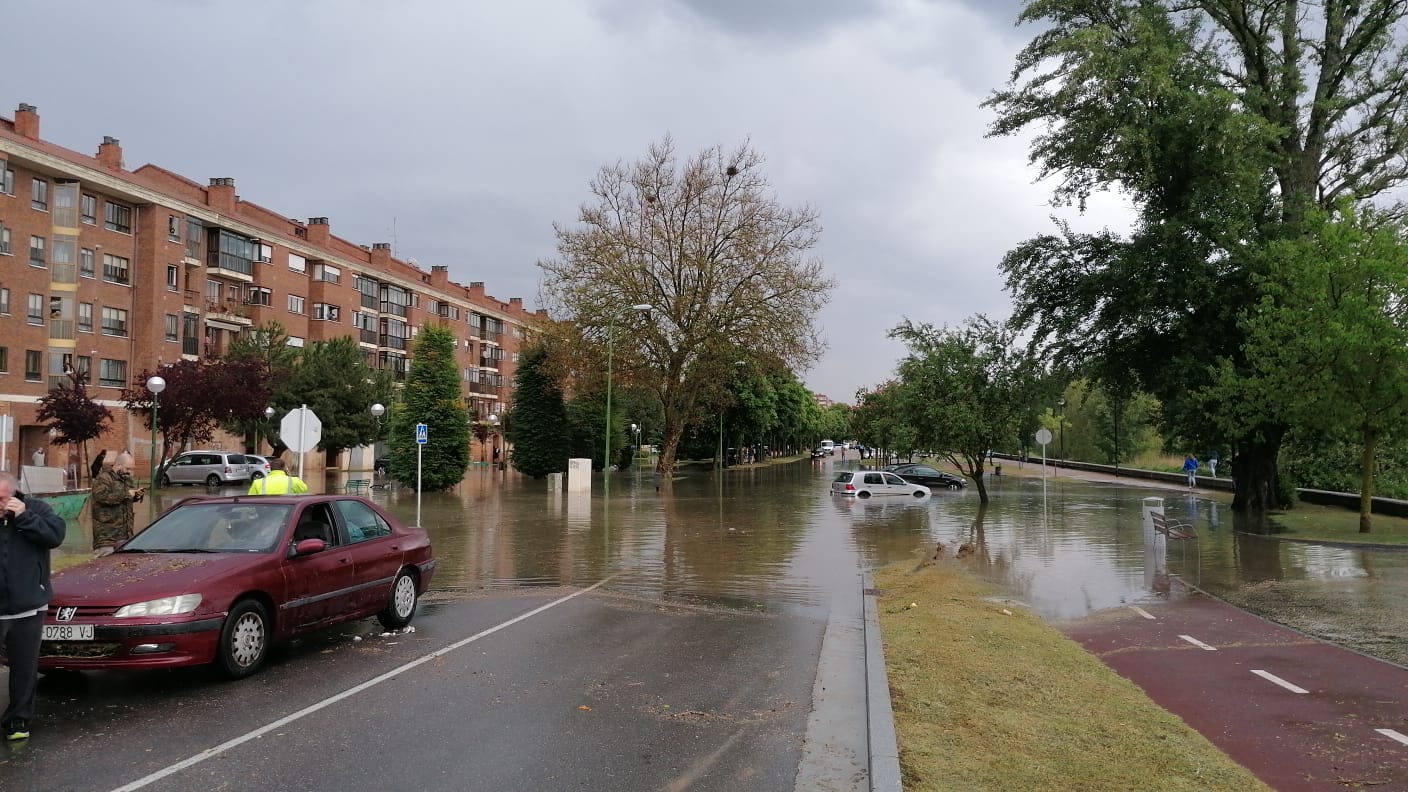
874;562;1268;792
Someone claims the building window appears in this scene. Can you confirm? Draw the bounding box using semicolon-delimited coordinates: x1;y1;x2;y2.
0;225;9;255
288;295;305;314
99;358;126;388
165;314;179;342
27;293;43;325
103;254;131;285
53;182;78;227
246;287;272;307
81;194;97;224
101;307;129;337
168;215;181;241
0;163;12;195
208;229;256;275
185;216;204;260
313;303;341;321
166;265;180;291
104;202;132;233
288;253;306;274
79;247;95;279
78;302;92;333
0;347;7;373
258;243;273;263
29;236;45;267
31;178;47;211
25;351;41;382
0;288;9;315
313;263;342;284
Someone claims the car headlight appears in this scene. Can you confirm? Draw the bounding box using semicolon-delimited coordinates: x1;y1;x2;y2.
113;594;203;618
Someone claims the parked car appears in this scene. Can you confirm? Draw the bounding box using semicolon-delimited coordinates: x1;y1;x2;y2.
830;470;930;499
244;454;272;480
40;494;436;678
158;451;253;487
889;463;967;490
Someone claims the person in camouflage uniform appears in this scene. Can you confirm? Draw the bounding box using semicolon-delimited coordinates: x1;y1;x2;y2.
91;451;143;555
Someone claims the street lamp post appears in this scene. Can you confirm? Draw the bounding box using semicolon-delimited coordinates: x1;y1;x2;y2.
261;406;275;453
370;403;385;471
1057;397;1067;461
604;304;653;493
146;375;166;491
488;413;499;469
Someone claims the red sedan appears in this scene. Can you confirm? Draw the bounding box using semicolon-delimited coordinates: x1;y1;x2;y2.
40;494;435;678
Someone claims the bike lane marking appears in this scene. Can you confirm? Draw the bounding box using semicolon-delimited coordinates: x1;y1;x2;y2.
107;576;616;792
1178;634;1217;651
1250;669;1309;694
1376;729;1408;747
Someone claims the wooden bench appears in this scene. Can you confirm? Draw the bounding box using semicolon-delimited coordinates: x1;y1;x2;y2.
1151;511;1196;540
340;479;371;495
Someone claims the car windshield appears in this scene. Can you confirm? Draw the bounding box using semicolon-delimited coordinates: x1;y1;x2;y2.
120;503;292;554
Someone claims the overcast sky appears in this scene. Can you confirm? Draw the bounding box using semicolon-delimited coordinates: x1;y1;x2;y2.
5;0;1129;404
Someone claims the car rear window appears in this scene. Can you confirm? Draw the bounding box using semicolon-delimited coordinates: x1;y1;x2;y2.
832;472;853;483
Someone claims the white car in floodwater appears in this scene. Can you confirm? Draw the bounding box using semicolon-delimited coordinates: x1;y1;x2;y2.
829;470;929;499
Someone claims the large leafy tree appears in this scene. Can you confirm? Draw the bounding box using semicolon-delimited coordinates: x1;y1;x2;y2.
890;316;1043;503
388;324;469;490
123;358;268;462
506;345;570;478
225;321;299;451
987;0;1408;512
1211;209;1408;532
540;136;834;483
36;370;111;485
283;336;393;460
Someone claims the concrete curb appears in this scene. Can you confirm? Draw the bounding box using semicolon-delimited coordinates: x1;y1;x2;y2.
861;571;902;792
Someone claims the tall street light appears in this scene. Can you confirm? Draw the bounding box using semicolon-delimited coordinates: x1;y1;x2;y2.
146;375;166;491
605;303;653;494
488;413;499;468
261;406;275;453
1057;397;1067;461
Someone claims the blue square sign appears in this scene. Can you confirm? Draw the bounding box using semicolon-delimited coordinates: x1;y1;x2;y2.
415;423;428;444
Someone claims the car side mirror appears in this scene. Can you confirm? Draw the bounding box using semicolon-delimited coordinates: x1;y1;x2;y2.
292;538;326;556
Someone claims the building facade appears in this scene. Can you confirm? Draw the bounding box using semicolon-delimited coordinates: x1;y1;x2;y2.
0;103;539;478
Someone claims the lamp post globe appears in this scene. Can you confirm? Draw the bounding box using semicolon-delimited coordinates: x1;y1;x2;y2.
146;376;166;491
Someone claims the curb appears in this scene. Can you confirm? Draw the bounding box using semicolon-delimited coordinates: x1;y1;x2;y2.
861;571;902;792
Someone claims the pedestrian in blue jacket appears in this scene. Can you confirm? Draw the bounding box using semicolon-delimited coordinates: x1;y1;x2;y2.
1183;455;1199;489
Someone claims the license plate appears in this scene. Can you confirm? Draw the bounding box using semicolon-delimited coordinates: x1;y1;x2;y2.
43;624;94;641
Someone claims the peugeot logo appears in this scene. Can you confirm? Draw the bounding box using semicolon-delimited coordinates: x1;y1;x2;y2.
56;606;77;622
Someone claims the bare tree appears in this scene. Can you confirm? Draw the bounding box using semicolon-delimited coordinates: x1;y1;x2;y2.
540;137;834;479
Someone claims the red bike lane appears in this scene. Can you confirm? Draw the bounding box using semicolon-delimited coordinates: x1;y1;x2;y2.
1059;591;1408;790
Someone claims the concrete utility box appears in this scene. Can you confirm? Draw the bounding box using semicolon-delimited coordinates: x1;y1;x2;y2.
566;458;592;493
546;472;563;492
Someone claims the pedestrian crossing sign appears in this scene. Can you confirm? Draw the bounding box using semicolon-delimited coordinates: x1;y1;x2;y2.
416;423;428;444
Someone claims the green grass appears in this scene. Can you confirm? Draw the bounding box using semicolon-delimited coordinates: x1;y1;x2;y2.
876;562;1268;792
1269;501;1408;545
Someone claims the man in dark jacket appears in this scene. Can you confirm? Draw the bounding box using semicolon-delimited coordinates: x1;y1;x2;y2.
0;471;66;741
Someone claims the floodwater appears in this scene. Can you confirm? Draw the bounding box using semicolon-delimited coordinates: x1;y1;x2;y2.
52;456;1408;666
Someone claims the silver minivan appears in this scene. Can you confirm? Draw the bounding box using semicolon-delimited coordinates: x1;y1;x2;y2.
159;451;252;487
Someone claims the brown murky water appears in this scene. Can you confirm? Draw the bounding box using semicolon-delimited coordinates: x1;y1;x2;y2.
53;458;1408;664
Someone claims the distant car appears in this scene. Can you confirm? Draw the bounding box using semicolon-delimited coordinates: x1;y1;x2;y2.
820;440;836;456
889;464;967;490
40;494;436;678
159;451;253;487
244;454;272;480
830;470;930;499
811;446;829;459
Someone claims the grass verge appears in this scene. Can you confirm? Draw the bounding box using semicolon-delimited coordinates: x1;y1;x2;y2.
875;561;1269;792
1268;502;1408;545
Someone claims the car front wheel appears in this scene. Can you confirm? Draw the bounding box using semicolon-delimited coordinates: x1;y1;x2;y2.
160;473;171;486
217;599;270;679
377;570;419;630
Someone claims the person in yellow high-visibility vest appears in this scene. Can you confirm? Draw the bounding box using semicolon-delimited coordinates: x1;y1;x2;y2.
248;458;308;496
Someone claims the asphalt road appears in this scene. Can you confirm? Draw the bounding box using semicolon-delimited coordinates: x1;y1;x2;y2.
1;583;837;792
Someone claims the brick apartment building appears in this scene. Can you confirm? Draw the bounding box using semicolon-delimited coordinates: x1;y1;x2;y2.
0;103;540;479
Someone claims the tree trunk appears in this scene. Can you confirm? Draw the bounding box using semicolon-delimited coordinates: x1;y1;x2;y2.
1359;427;1376;534
655;419;684;489
1231;427;1288;513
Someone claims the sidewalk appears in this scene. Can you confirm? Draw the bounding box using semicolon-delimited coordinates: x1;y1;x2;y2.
1059;589;1408;789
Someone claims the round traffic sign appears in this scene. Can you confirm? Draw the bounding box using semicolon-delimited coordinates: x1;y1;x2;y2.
1035;428;1053;446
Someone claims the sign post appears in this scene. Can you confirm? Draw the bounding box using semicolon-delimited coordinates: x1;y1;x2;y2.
1035;428;1053;478
415;422;427;527
0;415;12;473
280;405;323;480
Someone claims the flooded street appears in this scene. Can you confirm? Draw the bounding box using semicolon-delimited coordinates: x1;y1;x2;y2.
54;457;1408;665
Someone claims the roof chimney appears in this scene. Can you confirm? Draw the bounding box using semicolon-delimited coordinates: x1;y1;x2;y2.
370;242;392;268
430;264;449;288
14;104;39;139
306;217;330;246
208;178;236;214
509;297;523;309
97;136;123;170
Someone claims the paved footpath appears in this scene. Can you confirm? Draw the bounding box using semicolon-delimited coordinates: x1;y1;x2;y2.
1059;589;1408;790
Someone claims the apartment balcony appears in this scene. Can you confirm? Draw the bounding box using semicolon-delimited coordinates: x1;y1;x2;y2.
48;319;75;341
378;334;407;350
51;262;77;285
205;300;253;329
182;336;199;356
469;381;500;396
359;328;378;345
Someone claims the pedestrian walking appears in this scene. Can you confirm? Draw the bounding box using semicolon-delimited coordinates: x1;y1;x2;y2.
248;457;308;495
0;470;66;741
1208;452;1218;478
1183;454;1199;489
91;452;143;556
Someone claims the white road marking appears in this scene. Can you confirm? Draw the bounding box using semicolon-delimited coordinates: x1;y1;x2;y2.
1179;634;1217;651
1376;729;1408;747
1130;606;1155;620
1251;669;1309;694
108;577;617;792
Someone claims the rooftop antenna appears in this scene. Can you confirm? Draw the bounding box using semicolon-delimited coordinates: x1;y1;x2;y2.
391;217;398;258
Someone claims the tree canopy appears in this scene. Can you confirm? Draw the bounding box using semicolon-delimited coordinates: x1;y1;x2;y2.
388;324;469;491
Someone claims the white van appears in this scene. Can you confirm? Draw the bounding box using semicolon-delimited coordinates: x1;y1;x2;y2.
819;440;836;455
